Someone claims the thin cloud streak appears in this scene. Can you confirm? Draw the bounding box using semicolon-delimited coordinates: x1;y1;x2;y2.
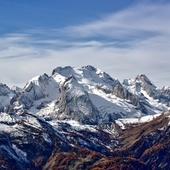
60;2;170;38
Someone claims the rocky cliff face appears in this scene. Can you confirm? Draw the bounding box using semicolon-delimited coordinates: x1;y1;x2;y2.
135;74;158;98
0;83;15;112
54;76;99;124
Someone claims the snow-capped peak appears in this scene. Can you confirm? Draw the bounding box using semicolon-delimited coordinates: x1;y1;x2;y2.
1;65;169;125
52;65;119;90
135;74;156;88
123;74;160;98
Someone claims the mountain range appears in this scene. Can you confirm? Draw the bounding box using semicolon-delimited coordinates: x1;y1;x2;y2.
0;65;170;170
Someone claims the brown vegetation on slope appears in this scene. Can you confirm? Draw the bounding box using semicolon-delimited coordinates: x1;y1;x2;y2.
43;148;149;170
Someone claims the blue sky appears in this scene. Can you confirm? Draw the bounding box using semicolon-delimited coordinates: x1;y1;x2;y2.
0;0;135;34
0;0;170;87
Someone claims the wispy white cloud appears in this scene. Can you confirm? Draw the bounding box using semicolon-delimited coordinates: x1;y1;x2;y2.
0;1;170;88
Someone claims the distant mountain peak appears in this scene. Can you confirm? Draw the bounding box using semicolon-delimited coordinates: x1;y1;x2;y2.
82;65;97;71
52;66;73;76
135;74;154;86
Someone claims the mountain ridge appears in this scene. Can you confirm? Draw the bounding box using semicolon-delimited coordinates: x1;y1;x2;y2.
0;65;169;169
